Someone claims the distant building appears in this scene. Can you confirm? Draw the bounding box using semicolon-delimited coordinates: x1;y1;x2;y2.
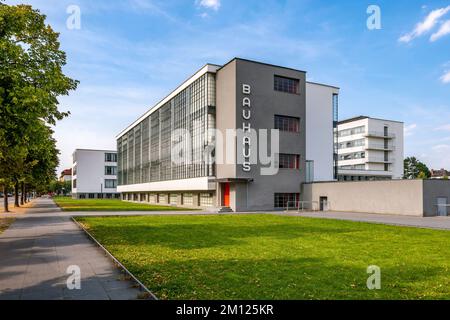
337;116;404;181
71;149;119;199
59;168;72;182
431;168;450;179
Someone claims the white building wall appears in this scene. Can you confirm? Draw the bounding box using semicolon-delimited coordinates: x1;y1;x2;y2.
367;118;404;179
72;149;118;195
305;82;339;182
337;117;404;179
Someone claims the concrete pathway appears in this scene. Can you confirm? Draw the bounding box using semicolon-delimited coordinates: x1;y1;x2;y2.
283;211;450;230
0;198;143;300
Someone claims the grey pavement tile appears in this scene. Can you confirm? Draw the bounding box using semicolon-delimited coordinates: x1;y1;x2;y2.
106;287;140;300
0;198;147;300
0;293;21;300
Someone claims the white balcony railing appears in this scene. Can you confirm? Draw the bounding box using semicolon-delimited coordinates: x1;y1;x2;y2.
364;131;396;138
366;157;395;163
366;143;395;150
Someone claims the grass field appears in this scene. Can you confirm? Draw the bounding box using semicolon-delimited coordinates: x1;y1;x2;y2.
76;214;450;300
53;196;194;212
0;217;14;234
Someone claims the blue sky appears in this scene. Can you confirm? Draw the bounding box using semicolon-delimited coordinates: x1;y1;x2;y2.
6;0;450;173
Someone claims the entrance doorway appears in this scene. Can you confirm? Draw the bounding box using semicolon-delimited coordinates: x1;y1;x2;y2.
319;196;328;211
437;197;448;216
222;183;230;207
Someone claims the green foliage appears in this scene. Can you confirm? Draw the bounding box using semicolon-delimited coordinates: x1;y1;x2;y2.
76;214;450;299
443;175;449;180
417;171;427;179
404;157;431;179
0;3;78;209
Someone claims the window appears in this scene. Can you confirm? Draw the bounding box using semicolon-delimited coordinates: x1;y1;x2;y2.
105;166;117;175
306;160;314;183
274;115;300;132
169;194;178;205
199;193;214;207
159;194;167;204
339;164;365;170
183;193;194;205
338;138;365;149
338;152;365;161
72;179;77;188
278;154;300;169
104;179;117;188
274;193;300;208
274;75;299;94
105;153;117;162
338;126;365;138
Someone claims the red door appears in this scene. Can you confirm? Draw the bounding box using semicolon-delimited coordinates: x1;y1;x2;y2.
223;183;230;207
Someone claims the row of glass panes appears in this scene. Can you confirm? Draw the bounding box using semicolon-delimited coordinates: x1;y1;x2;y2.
339;152;366;161
117;74;213;186
338;125;365;137
122;192;214;206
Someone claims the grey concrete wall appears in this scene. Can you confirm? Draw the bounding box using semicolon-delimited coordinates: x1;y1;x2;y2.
423;180;450;217
216;59;306;211
216;60;237;180
303;180;424;216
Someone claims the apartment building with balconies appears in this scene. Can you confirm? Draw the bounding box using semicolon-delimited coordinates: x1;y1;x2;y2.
336;116;404;181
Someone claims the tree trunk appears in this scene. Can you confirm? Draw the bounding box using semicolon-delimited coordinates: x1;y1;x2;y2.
3;185;8;212
14;182;20;207
20;182;25;205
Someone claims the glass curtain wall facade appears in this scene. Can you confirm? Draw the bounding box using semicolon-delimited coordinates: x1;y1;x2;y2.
117;73;216;186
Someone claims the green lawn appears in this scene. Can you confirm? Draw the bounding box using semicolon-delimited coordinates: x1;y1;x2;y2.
76;214;450;300
0;217;14;234
53;196;194;212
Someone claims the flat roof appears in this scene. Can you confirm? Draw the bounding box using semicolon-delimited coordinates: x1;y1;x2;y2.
116;63;220;139
73;148;117;153
217;57;307;74
306;81;340;90
338;115;404;125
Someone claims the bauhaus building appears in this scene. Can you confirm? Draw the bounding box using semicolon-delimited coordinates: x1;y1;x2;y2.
116;58;339;211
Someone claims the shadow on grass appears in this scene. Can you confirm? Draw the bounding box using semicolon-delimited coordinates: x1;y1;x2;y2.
76;220;359;250
122;256;450;300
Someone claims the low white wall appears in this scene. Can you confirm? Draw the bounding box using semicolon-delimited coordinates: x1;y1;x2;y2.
303;180;424;216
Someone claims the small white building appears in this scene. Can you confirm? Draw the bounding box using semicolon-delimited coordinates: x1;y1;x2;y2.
71;149;120;199
337;116;404;181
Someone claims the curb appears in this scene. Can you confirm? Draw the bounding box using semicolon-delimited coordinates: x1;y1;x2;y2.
71;217;158;300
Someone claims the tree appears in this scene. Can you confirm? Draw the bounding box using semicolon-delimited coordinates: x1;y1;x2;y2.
0;3;78;211
404;157;431;179
417;171;427;180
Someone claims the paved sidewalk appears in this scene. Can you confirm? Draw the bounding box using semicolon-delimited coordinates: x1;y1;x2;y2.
283;211;450;230
0;198;143;300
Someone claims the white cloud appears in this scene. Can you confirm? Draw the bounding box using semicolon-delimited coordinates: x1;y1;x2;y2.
430;20;450;41
399;6;450;42
440;70;450;83
197;0;221;11
435;124;450;131
404;123;417;136
432;144;450;152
